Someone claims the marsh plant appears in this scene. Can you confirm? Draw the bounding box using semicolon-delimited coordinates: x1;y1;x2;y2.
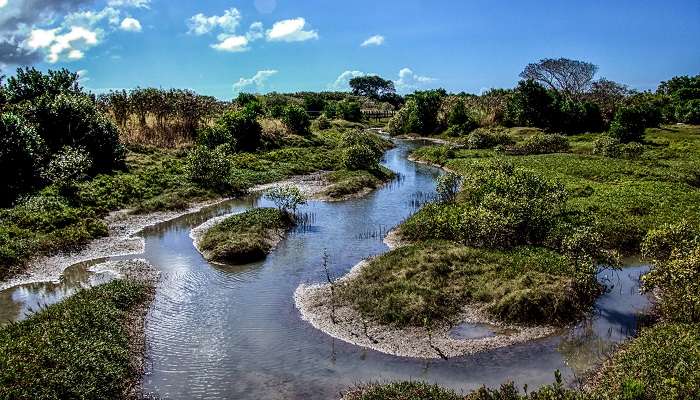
264;185;307;215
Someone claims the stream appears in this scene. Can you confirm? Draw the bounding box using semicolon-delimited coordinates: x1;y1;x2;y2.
0;138;651;399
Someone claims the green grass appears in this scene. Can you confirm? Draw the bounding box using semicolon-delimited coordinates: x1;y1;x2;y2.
323;166;395;199
411;125;700;253
592;322;700;400
338;241;598;327
0;279;151;400
198;207;294;264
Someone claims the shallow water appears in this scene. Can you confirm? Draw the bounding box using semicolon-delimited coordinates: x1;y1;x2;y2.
0;139;651;399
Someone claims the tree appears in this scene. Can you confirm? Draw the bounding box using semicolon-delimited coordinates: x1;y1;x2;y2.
0;112;45;205
520;58;598;99
282;104;310;135
264;185;307;214
588;78;632;126
349;75;396;99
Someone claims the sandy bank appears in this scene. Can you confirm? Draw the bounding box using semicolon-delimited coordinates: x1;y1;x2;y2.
0;198;227;291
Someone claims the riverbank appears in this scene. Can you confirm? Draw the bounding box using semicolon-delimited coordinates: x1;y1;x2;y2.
0;259;158;399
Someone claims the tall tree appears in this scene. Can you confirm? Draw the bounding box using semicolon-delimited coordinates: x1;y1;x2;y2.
349;75;396;99
520;58;598;99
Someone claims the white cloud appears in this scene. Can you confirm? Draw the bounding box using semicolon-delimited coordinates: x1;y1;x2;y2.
395;67;436;90
212;35;249;52
25;25;99;63
246;21;264;41
233;69;278;93
188;8;241;35
361;34;384;47
330;70;368;90
266;18;318;42
64;7;121;28
108;0;150;8
120;17;142;32
0;0;8;8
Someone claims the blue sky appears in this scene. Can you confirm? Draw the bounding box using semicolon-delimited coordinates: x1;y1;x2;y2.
1;0;699;99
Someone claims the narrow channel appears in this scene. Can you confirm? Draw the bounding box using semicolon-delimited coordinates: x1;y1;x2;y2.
0;138;651;399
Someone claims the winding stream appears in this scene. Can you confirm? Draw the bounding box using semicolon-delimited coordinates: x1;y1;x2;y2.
0;138;651;399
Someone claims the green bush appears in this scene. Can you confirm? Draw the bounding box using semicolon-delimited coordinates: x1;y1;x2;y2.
387;98;420;135
40;146;92;189
676;99;700;124
436;172;461;203
513;133;570;155
504;80;558;129
315;114;331;130
592;135;622;157
186;145;233;191
264;185;307;213
282;104;311;135
0;112;45;206
342;145;381;171
445;99;479;136
465;128;515;149
620;141;644;159
197;124;235;150
609;105;649;143
215;108;262;152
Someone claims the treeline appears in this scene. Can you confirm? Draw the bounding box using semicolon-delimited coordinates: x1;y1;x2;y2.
0;68;124;206
389;58;700;144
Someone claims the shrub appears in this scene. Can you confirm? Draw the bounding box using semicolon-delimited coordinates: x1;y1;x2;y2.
315;114;331;130
409;89;447;135
0;113;45;206
40;146;92;189
592;135;621;157
465;128;515;149
641;220;698;262
336;100;363;122
445;99;479;136
504;80;558;129
197;124;235;150
387;99;420;135
436;172;461;203
676;99;700;124
609;105;648;143
215;108;262;152
281;104;310;135
264;185;307;214
186;145;233;191
513;133;570;155
342;145;381;171
621;142;644;159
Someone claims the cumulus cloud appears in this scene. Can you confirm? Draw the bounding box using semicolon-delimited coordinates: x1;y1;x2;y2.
233;69;278;93
0;0;8;7
361;34;384;47
211;35;249;52
108;0;150;8
0;0;151;65
395;67;436;90
266;18;318;42
246;21;264;41
330;68;436;92
187;8;241;35
120;17;142;32
330;70;368;90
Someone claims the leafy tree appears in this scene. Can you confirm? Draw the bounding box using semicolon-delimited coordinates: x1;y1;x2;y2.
0;113;45;205
282;104;310;135
40;146;92;190
520;58;598;99
505;80;558;128
588;78;632;126
303;93;326;113
186;145;233;192
445;98;478;136
4;67;82;104
349;75;396;99
609;105;648;143
335;100;363;122
215;108;262;152
405;89;447;135
436;173;461;203
264;185;307;214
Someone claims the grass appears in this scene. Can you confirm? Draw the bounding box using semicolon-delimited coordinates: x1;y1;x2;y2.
592;322;700;399
323;166;395;199
198;207;295;264
410;125;700;253
0;279;151;399
337;241;598;327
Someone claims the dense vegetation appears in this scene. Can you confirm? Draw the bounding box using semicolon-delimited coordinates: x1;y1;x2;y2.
0;279;151;399
198;207;295;264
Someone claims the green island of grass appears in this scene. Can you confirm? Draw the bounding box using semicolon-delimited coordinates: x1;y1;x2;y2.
322;166;395;200
198;207;295;264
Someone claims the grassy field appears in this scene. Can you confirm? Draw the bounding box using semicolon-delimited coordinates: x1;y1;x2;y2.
198;208;295;264
337;241;597;327
0;279;152;399
322;167;395;200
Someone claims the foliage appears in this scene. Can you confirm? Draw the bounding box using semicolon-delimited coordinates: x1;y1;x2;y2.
505;80;559;129
609;105;649;143
326;100;363;122
315;114;331;130
401;161;568;249
445;98;479;136
588;78;632;126
264;185;307;213
186;145;234;192
520;58;598;99
592;135;622;158
407;89;447;135
513;133;570;155
40;146;93;190
0;112;45;205
387;98;420;135
282;104;311;135
349;75;396;99
0;279;150;400
303;93;326;113
214;107;263;152
322;168;394;199
338;241;594;326
198;207;294;264
465;128;515;150
340;131;386;171
435;172;461;203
